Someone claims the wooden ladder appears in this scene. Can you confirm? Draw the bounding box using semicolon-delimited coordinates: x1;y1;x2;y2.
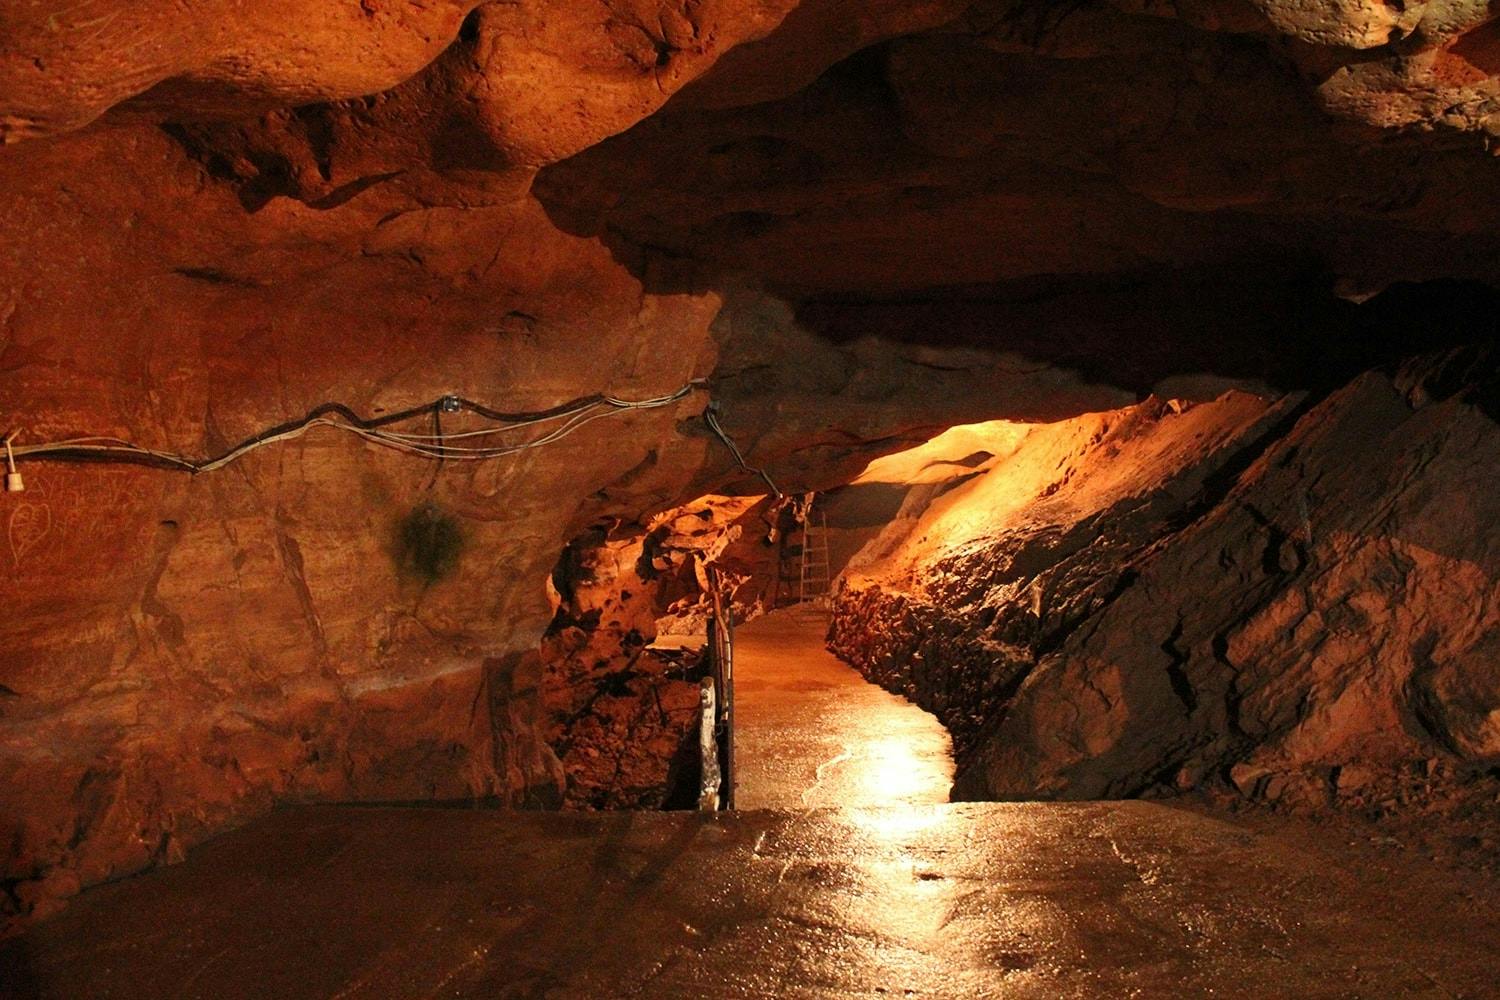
798;503;831;607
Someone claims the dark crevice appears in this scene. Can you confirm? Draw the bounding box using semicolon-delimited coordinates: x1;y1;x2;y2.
1160;620;1198;712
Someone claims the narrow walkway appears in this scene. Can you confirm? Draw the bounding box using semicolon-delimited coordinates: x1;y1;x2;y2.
732;607;953;809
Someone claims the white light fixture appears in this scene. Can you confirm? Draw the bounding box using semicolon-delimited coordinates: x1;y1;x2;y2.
4;431;22;493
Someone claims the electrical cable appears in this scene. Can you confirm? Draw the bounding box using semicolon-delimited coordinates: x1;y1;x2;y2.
704;402;783;500
3;378;782;500
8;383;702;471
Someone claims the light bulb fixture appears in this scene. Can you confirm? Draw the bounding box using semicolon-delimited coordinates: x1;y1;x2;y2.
4;431;23;493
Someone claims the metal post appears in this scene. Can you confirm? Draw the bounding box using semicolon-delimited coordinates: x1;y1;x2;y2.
722;602;735;809
703;566;736;810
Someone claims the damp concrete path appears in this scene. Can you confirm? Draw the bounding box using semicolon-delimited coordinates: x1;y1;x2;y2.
7;614;1500;997
731;606;954;809
6;802;1500;999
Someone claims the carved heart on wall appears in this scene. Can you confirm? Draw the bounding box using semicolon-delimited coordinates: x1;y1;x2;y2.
8;500;52;568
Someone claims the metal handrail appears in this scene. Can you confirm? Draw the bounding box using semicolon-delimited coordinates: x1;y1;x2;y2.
700;565;736;810
697;679;721;810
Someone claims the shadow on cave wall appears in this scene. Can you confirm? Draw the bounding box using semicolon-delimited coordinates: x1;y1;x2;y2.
791;276;1500;399
149;17;1500;403
531;30;1500;401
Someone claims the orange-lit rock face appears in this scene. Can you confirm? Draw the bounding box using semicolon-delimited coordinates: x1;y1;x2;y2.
831;391;1288;757
833;352;1500;806
0;1;482;141
0;127;724;925
0;0;822;150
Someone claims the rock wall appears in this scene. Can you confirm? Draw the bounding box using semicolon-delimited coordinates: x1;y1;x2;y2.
539;494;777;808
832;350;1500;808
0;126;722;925
830;391;1291;759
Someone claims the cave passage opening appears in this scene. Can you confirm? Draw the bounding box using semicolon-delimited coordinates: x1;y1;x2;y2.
541;485;960;813
10;0;1500;984
537;385;1266;814
728;604;955;810
544;381;1303;814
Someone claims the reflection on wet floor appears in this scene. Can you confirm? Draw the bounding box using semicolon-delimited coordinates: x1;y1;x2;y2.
729;607;954;810
722;610;970;994
11;801;1500;999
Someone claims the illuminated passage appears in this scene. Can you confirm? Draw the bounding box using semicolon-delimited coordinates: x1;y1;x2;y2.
732;606;954;809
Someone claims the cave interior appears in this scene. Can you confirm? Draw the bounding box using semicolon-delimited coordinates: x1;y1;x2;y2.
3;0;1500;995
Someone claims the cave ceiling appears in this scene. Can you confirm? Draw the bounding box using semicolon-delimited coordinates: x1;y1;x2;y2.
6;0;1500;315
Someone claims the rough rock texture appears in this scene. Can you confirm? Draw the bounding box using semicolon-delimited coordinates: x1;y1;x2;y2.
832;350;1500;808
539;494;777;808
12;2;1500;149
830;390;1291;759
540;3;1500;301
648;494;786;631
540;540;702;810
7;0;1500;930
5;1;943;151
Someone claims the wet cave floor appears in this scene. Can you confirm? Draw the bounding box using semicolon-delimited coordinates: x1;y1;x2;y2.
730;607;955;811
4;612;1500;998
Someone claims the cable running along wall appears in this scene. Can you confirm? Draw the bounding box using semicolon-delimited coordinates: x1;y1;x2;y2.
1;379;782;496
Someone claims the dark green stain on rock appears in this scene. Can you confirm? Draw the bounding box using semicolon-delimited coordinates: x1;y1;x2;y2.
395;503;464;584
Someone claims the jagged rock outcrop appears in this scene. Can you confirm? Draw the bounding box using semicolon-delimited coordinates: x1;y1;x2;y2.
832;350;1500;808
830;390;1291;759
539;494;778;808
